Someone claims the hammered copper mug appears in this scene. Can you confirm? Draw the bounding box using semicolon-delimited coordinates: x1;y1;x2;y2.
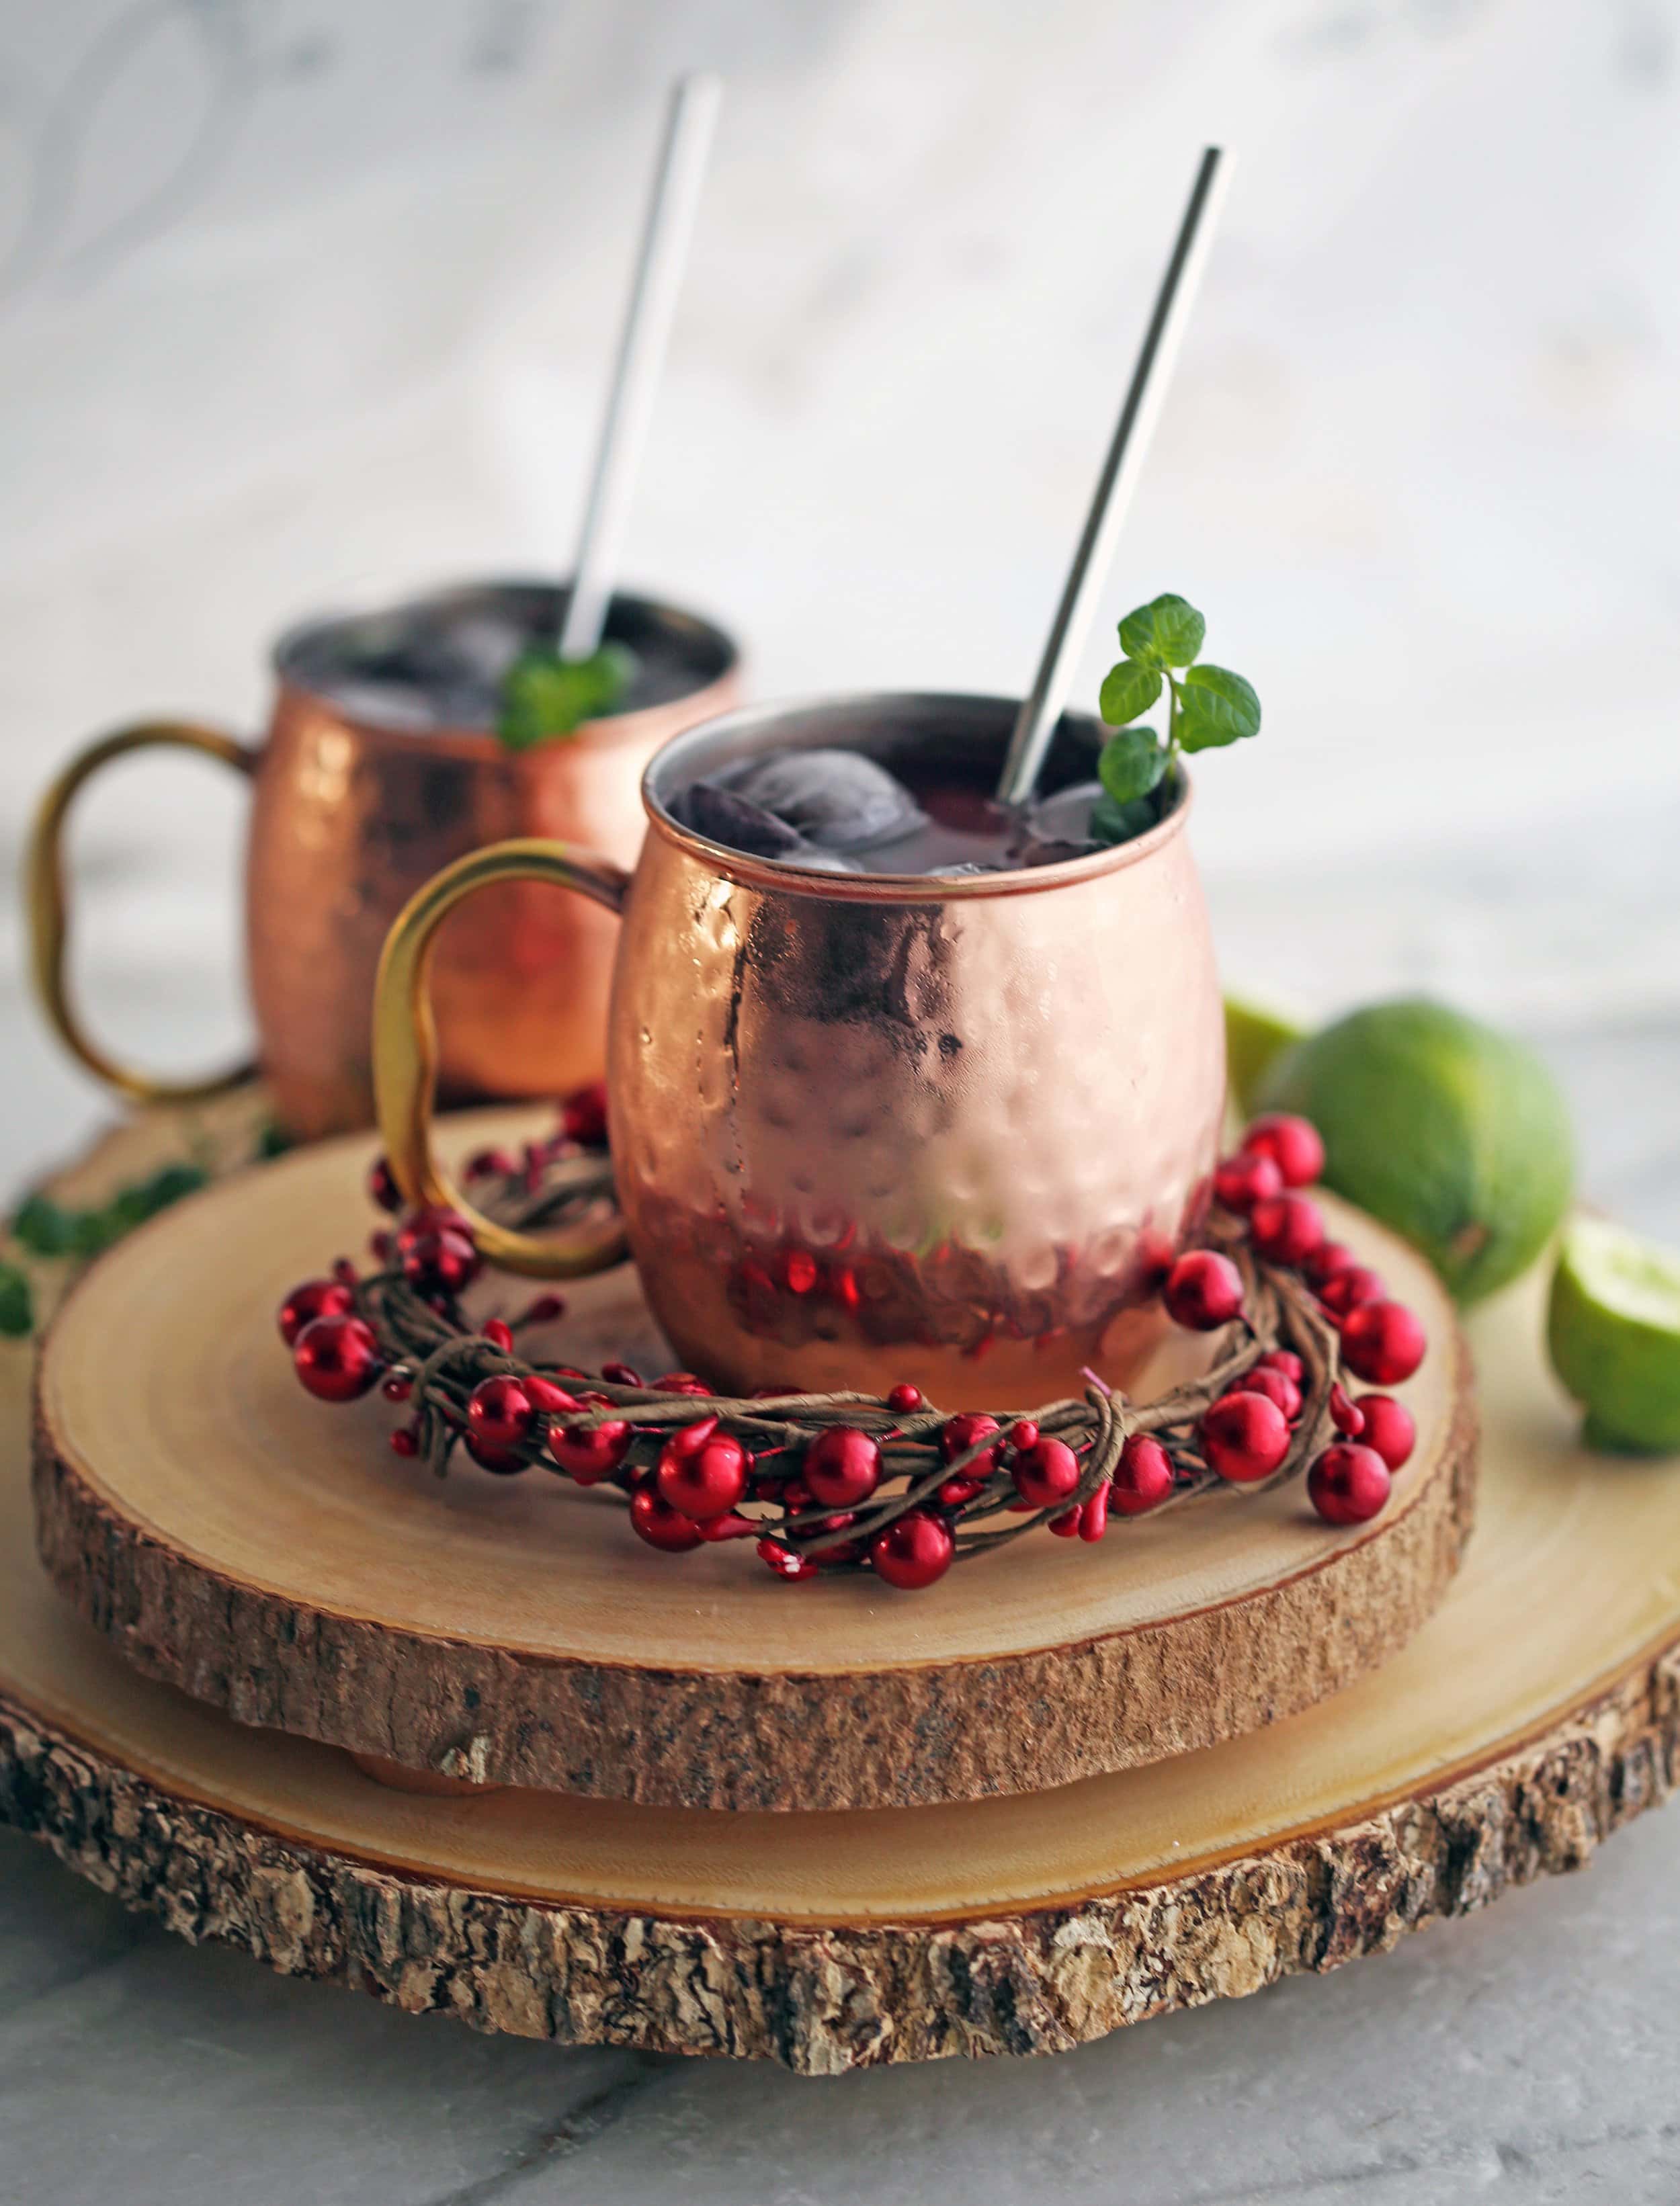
28;580;739;1139
375;693;1227;1404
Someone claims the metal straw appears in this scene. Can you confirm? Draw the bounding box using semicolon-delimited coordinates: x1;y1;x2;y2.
995;145;1228;807
558;71;722;661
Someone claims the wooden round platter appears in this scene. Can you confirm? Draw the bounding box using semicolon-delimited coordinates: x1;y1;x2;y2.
3;1107;1677;2070
32;1109;1474;1811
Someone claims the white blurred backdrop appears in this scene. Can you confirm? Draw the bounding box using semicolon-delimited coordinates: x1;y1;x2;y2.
1;0;1676;1194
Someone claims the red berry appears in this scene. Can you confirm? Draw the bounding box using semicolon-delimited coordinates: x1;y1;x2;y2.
940;1412;1002;1480
630;1486;705;1552
658;1431;749;1519
293;1314;380;1402
1242;1113;1325;1189
601;1361;643;1388
1329;1384;1366;1437
886;1382;923;1414
466;1435;528;1476
526;1376;581;1415
367;1155;403;1213
1354;1394;1416;1471
560;1080;610;1148
481;1318;514;1354
519;1293;567;1327
1078;1486;1109;1541
1163;1249;1245;1330
278;1277;353;1347
758;1537;819;1581
804;1427;883;1509
1249;1193;1325;1267
1308;1442;1391;1525
1049;1506;1081;1537
653;1371;712;1396
331;1257;360;1286
1009;1420;1040;1451
1213;1150;1285;1214
1200;1391;1291;1484
381;1371;413;1402
937;1475;984;1509
1340;1300;1427;1386
1243;1366;1302;1422
1112;1432;1175;1515
395;1205;474;1256
1304;1241;1356;1286
464;1146;518;1182
1319;1265;1386;1318
548;1416;631;1484
467;1375;535;1452
1011;1437;1081;1509
668;1414;719;1455
696;1511;758;1542
1256;1349;1305;1384
870;1511;955;1590
402;1228;480;1298
390;1424;419;1457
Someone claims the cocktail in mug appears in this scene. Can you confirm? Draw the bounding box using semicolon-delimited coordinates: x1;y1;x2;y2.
29;580;740;1138
377;693;1226;1404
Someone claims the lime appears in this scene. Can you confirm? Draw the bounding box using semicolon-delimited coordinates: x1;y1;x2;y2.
1224;994;1308;1117
1548;1217;1680;1453
1255;997;1573;1304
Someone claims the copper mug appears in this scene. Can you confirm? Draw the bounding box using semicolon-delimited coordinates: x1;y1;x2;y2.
28;580;739;1140
375;693;1227;1404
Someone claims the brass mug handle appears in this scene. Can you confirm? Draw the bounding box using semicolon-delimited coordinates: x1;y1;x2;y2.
28;720;261;1105
374;839;632;1278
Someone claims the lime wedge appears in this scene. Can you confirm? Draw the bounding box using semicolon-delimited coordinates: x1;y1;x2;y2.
1548;1216;1680;1454
1224;994;1308;1118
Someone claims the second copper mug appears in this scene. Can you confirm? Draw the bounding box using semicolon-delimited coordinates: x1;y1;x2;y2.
376;694;1226;1405
28;579;739;1139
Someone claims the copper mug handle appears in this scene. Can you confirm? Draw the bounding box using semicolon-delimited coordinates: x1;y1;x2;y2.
28;720;261;1105
374;839;632;1277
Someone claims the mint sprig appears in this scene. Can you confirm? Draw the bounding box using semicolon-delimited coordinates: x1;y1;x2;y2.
497;642;636;750
1093;593;1260;831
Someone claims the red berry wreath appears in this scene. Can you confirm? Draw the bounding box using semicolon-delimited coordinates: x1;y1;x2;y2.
281;1093;1425;1593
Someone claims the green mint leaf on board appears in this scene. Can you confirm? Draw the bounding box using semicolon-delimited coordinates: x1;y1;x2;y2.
1097;725;1167;805
1175;663;1262;751
1118;593;1205;670
498;643;636;750
1097;658;1163;728
0;1263;30;1338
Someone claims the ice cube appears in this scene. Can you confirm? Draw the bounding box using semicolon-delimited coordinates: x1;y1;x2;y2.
670;782;808;859
716;748;925;851
1023;780;1104;845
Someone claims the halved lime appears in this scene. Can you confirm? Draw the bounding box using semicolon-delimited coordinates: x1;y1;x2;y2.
1548;1216;1680;1454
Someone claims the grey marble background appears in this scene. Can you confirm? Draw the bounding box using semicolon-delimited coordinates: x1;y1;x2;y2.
1;0;1678;2198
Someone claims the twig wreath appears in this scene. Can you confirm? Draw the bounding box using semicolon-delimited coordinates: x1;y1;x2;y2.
280;1091;1429;1591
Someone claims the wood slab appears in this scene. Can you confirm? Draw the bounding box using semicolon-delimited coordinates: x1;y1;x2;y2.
0;1117;1674;2070
32;1110;1474;1810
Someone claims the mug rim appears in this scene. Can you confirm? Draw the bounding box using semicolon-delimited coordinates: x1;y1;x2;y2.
638;689;1193;901
269;577;741;751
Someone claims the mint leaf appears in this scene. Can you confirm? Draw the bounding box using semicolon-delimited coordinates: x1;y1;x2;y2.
0;1263;32;1337
11;1194;73;1257
1097;659;1163;728
1177;664;1261;751
1118;594;1205;670
1089;792;1161;846
1097;726;1167;805
497;644;635;750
